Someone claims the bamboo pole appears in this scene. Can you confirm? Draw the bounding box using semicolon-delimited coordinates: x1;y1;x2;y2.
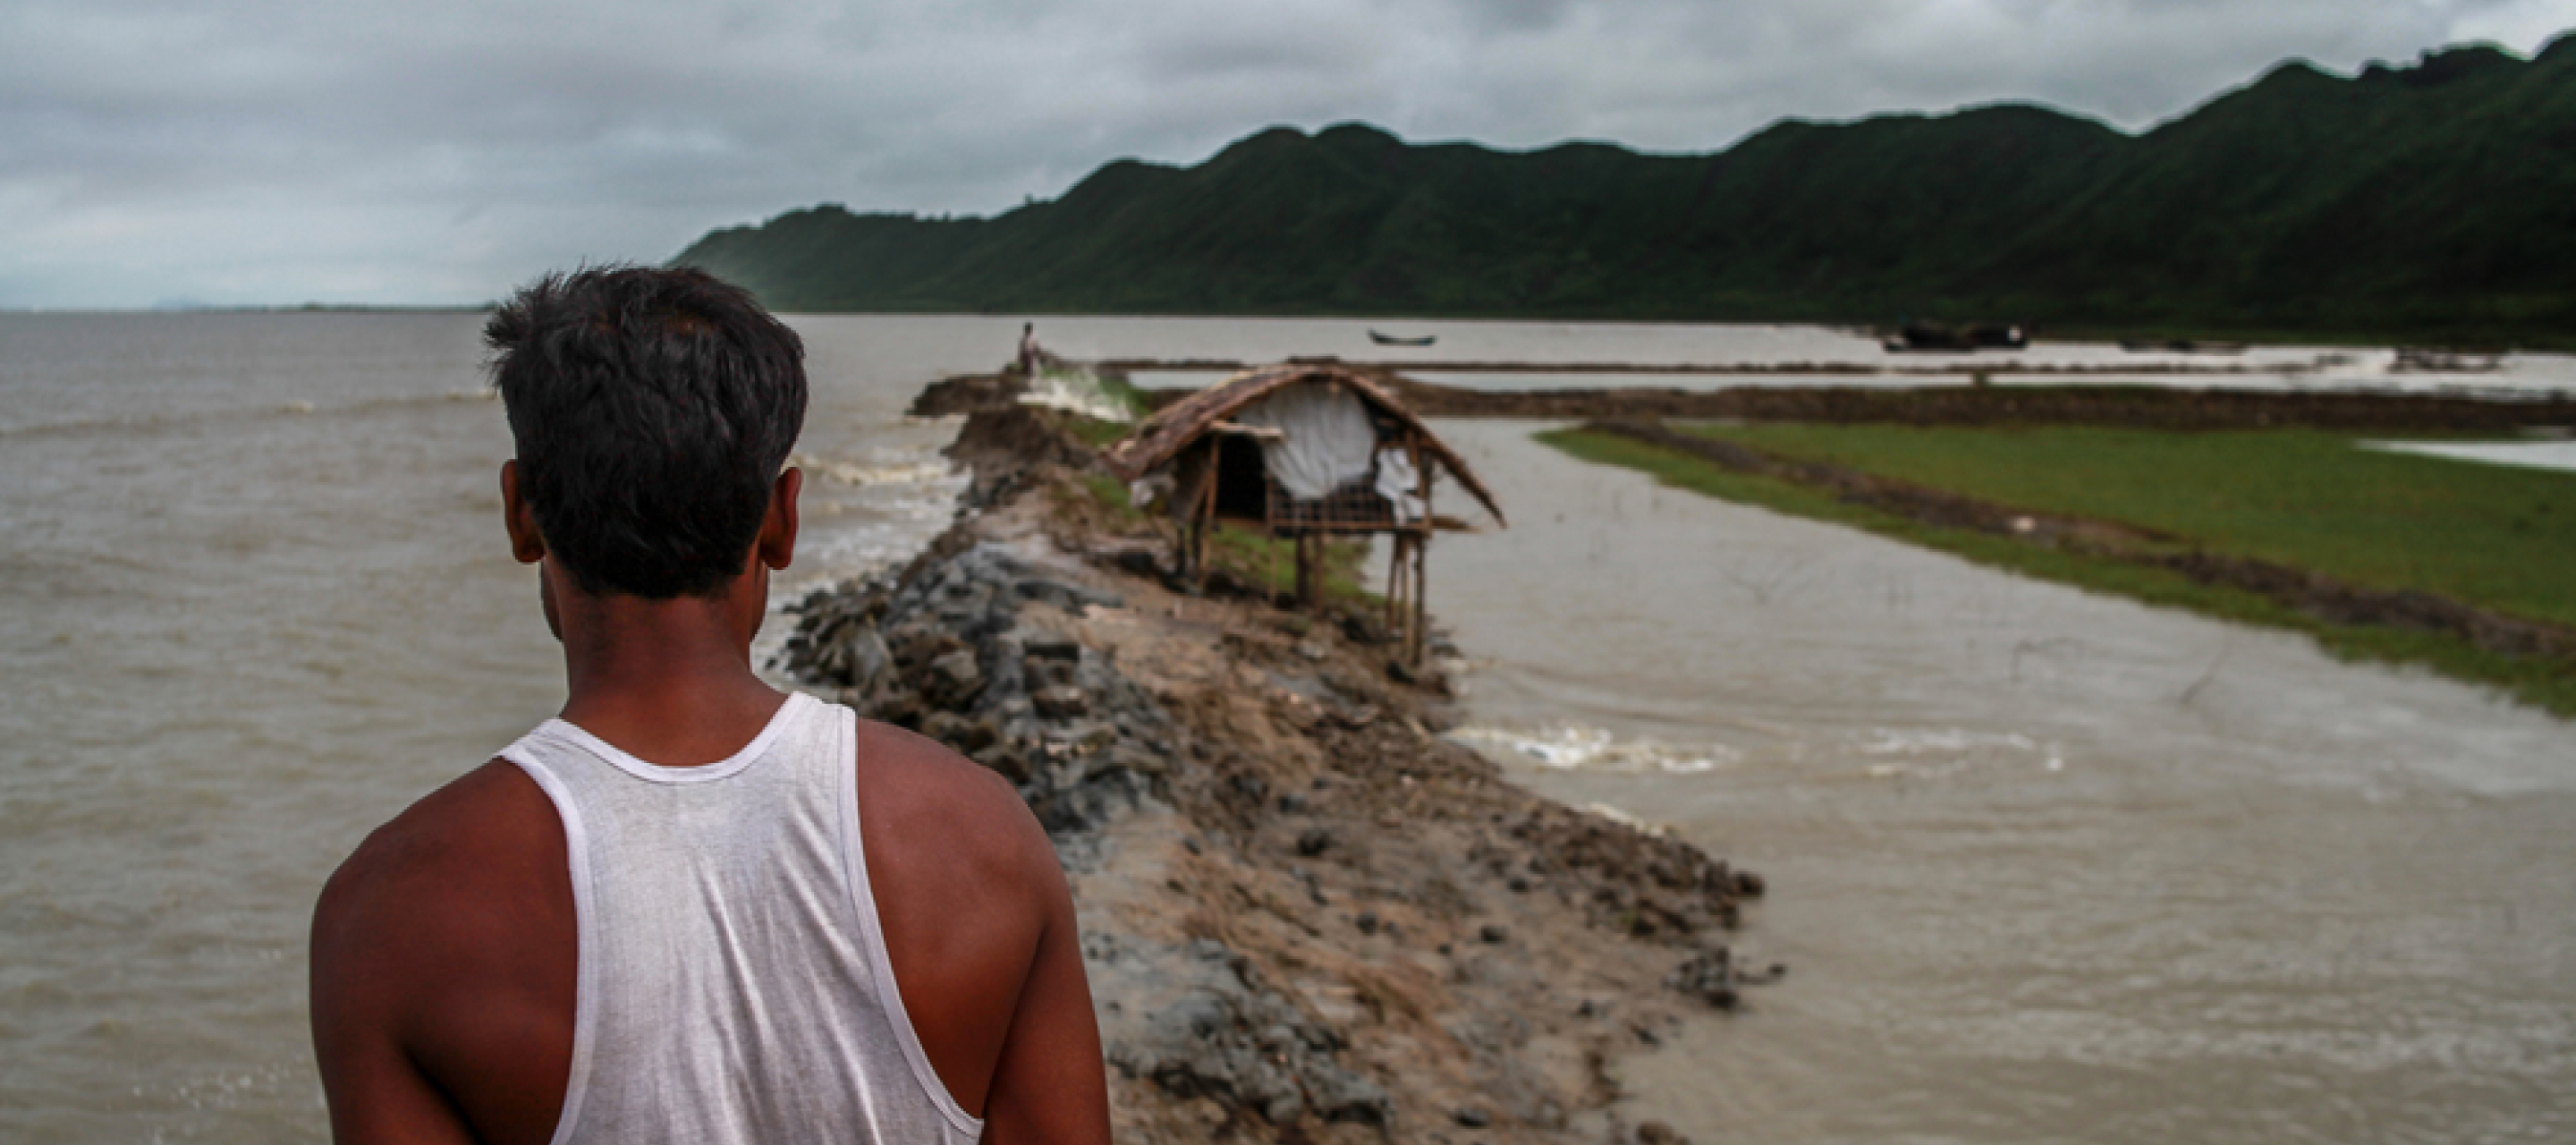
1385;531;1405;632
1292;531;1309;607
1191;441;1217;586
1410;434;1432;667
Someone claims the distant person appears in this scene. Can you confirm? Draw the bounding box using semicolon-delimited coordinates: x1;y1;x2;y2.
310;267;1109;1145
1018;322;1041;376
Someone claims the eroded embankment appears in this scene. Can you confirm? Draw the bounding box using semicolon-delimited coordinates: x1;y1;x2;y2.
773;406;1767;1145
1580;418;2576;669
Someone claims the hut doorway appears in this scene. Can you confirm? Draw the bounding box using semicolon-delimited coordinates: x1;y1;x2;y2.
1211;435;1268;521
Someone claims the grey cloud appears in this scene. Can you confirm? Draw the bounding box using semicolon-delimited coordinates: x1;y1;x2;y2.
0;0;2567;307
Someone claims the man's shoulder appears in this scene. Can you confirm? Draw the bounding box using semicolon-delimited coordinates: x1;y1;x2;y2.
851;715;1038;829
311;760;576;1145
849;714;1059;890
314;759;567;966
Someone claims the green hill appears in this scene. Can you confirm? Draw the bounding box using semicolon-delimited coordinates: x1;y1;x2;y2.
674;37;2576;345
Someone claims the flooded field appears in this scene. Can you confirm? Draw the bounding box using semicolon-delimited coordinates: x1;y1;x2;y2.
5;311;2566;1142
1431;420;2576;1144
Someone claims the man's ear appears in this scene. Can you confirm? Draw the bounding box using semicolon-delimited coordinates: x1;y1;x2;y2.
757;467;801;572
500;461;547;565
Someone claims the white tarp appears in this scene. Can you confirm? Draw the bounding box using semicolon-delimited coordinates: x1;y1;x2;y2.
1233;382;1377;499
1374;445;1426;523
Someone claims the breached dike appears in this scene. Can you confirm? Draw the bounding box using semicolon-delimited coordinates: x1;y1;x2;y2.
771;394;1772;1144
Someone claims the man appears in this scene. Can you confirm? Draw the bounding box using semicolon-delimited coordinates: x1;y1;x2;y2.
311;267;1110;1145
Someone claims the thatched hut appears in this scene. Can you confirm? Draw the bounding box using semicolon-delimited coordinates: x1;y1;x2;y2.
1102;362;1504;664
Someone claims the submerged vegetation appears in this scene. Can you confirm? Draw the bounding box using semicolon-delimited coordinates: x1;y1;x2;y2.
1539;424;2576;715
680;37;2576;347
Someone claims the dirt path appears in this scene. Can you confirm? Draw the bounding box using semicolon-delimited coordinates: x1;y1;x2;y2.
771;408;1769;1145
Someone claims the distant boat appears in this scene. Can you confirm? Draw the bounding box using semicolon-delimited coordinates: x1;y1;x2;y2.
1368;330;1436;347
2119;338;2248;354
1882;321;2027;352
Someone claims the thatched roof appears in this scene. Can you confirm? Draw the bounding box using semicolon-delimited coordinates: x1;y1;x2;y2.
1103;362;1505;526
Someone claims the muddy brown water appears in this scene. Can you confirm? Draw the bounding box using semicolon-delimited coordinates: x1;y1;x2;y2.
1427;420;2576;1144
5;311;2568;1143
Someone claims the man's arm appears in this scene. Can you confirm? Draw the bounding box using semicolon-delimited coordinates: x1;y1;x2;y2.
311;762;575;1145
978;845;1112;1145
311;818;486;1145
856;721;1110;1145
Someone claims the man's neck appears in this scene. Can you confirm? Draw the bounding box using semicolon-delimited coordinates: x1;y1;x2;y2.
553;582;785;768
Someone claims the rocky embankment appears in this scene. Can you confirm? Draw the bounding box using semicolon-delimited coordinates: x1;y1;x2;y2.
774;404;1769;1145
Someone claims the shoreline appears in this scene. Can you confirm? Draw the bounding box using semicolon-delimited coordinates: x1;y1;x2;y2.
929;361;2576;433
773;401;1769;1143
1545;419;2576;717
1251;373;2576;431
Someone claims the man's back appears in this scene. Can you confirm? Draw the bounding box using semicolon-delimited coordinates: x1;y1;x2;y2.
313;267;1106;1144
311;699;1103;1144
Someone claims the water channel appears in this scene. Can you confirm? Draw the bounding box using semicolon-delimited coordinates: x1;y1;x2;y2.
1431;420;2576;1144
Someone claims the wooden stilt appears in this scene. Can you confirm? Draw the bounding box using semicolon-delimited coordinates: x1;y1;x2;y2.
1191;444;1217;587
1410;534;1428;666
1292;532;1309;606
1385;532;1405;632
1409;434;1434;666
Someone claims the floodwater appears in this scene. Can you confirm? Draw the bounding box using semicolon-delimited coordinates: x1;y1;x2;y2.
1138;318;2576;398
2368;438;2576;474
4;310;2567;1142
0;310;982;1143
1430;421;2576;1145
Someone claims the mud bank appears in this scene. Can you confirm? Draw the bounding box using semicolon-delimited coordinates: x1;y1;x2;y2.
1246;374;2576;431
773;406;1768;1144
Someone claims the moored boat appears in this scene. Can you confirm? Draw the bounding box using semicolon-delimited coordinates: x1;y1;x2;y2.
1883;321;2027;352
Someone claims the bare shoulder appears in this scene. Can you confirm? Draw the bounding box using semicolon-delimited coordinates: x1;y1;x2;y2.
851;715;1082;1120
316;759;564;939
311;760;575;1145
311;758;573;1034
852;717;1057;881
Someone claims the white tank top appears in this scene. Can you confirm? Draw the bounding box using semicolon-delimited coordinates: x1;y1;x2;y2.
501;692;982;1145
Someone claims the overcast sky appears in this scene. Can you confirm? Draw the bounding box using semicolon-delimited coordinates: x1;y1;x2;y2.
4;0;2570;308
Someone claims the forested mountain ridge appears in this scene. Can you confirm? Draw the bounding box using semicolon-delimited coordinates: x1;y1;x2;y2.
674;37;2576;344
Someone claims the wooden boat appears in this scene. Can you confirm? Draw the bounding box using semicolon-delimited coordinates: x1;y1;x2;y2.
1368;330;1436;347
2119;338;2249;354
1883;321;2026;352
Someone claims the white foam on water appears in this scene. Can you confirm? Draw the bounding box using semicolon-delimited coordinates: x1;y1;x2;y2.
1016;365;1136;423
755;441;971;683
789;448;962;489
1851;726;2070;779
2362;439;2576;474
1446;722;1737;775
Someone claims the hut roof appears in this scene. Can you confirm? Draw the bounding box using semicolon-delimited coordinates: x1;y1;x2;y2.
1104;362;1504;526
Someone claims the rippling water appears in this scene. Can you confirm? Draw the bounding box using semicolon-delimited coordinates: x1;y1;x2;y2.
1429;421;2576;1144
5;312;2567;1142
0;311;978;1143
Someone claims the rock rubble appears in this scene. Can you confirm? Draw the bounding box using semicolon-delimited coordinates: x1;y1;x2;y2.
772;394;1776;1144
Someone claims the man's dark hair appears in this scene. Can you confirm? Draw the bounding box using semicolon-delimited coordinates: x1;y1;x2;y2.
486;266;806;598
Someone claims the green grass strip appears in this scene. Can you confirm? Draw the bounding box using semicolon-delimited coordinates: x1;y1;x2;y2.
1537;426;2576;717
1678;424;2576;626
